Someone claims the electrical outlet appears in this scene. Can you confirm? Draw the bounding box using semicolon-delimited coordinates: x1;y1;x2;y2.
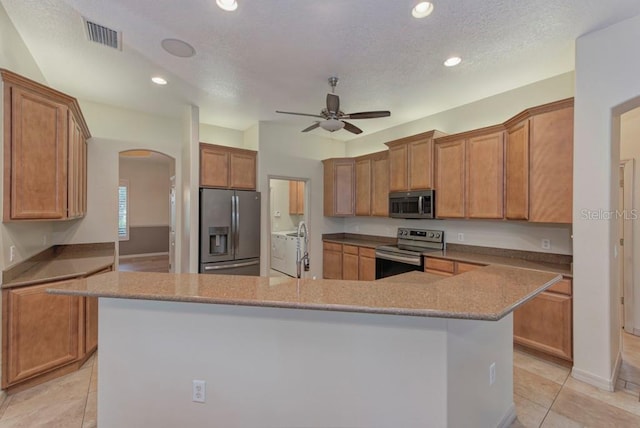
541;239;551;250
192;380;206;403
457;233;464;242
9;245;16;262
489;362;496;386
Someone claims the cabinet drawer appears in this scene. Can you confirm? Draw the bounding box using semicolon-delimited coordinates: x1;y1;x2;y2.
456;262;484;274
343;245;359;255
323;242;342;252
424;258;455;273
547;278;572;296
359;247;376;258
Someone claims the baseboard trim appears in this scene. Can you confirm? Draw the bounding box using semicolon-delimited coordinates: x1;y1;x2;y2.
119;252;169;260
497;402;517;428
571;353;621;392
633;328;640;336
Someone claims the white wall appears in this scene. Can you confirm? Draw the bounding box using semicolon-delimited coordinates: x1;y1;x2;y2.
343;72;575;254
346;72;575;157
52;101;184;268
270;179;302;233
0;3;45;84
573;13;640;390
119;157;171;226
258;122;346;278
620;107;640;332
199;123;244;148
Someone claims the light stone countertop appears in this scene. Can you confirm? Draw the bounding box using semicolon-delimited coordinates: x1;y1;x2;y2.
2;243;115;288
48;265;561;321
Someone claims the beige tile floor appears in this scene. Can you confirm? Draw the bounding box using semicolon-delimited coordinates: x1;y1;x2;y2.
1;331;639;427
0;353;97;428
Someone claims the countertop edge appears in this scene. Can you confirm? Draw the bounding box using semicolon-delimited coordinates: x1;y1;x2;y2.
2;260;115;289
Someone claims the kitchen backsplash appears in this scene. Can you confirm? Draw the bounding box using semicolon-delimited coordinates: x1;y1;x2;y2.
343;217;573;255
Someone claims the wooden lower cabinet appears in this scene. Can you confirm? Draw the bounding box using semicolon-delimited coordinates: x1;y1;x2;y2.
2;282;81;389
2;266;112;392
342;245;359;280
323;241;376;281
514;288;573;362
323;242;343;279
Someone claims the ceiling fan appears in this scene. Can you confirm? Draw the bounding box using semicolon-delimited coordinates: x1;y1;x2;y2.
276;77;391;135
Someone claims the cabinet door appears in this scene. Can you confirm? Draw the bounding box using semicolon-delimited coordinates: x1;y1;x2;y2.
296;181;304;214
513;291;572;361
2;283;80;388
409;138;433;190
200;145;229;188
67;112;85;219
230;151;257;190
505;121;530;220
323;242;343;279
358;248;376;281
388;144;408;192
355;157;372;216
342;252;359;280
529;107;574;223
467;132;504;219
6;86;68;220
323;159;355;217
434;139;466;218
289;181;304;215
371;153;390;217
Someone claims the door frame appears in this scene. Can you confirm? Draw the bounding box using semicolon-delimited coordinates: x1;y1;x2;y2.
620;159;634;334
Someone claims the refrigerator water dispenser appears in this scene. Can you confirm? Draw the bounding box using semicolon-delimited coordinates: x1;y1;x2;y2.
208;226;229;255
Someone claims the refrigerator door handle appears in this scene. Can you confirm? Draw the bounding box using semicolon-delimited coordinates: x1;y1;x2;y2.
203;259;259;271
233;194;240;257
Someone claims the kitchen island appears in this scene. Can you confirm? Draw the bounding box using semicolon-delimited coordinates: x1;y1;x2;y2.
49;266;560;428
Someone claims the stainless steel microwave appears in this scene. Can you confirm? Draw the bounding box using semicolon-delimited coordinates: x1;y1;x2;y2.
389;190;435;219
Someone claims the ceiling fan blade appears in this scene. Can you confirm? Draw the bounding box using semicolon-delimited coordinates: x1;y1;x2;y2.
301;122;320;132
276;110;324;118
326;93;340;114
342;121;363;135
342;110;391;119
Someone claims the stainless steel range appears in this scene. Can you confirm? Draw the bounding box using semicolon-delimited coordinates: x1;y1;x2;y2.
375;228;444;279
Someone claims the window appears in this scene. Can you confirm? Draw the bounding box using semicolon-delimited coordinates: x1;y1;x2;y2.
118;179;129;240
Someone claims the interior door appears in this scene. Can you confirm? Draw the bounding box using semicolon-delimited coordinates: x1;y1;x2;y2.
235;191;261;260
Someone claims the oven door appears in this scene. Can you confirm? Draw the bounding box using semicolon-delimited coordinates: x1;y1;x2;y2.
375;249;423;279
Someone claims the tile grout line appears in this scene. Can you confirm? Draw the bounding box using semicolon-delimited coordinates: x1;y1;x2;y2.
80;356;96;428
537;369;571;427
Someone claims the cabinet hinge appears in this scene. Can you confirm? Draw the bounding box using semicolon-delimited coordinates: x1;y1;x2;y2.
621;296;625;305
620;178;624;188
620;238;624;246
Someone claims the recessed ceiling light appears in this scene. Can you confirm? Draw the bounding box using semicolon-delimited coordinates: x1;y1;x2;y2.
412;2;434;18
444;56;462;67
161;38;196;58
151;76;168;85
216;0;238;11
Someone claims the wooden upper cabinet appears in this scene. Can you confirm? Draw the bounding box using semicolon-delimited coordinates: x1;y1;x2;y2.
385;130;445;192
371;151;389;217
199;143;257;190
467;130;505;219
229;150;257;190
355;156;372;216
354;151;389;217
434;139;466;218
504;99;574;223
505;120;530;220
323;158;355;217
2;69;90;222
529;105;574;223
289;180;304;215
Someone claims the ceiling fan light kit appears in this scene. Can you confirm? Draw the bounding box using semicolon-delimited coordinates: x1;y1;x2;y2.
276;77;390;135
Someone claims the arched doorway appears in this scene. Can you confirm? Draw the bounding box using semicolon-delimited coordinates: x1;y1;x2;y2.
117;149;175;272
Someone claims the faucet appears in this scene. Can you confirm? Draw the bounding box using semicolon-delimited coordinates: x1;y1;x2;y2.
296;221;310;278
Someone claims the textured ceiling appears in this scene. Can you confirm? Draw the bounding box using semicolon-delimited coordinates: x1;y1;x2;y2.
3;0;640;140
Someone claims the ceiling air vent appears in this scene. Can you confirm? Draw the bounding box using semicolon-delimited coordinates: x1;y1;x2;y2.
83;18;122;50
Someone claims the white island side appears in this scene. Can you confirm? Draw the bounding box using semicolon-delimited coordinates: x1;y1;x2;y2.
49;266;561;428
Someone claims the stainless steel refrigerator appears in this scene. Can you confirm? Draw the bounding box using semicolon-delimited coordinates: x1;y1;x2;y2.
199;188;261;275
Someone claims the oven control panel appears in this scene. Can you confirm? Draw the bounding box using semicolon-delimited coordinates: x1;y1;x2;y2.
396;228;444;243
